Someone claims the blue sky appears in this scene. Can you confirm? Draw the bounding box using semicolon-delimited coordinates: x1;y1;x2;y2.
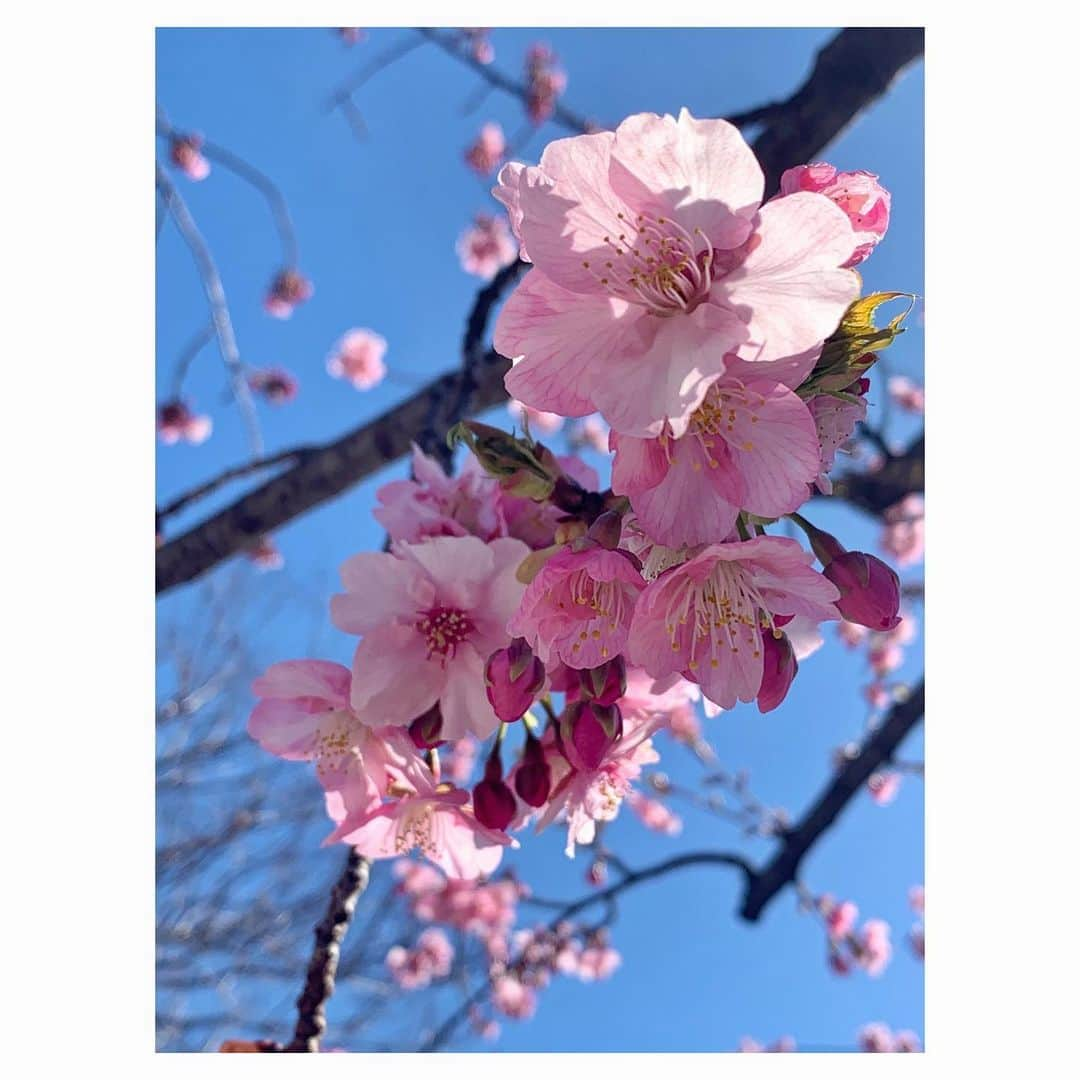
156;27;924;1052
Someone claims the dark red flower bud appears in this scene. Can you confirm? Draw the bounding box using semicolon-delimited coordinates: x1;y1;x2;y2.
513;732;552;807
408;704;445;749
823;552;902;631
580;655;627;706
473;779;516;833
757;630;798;714
556;701;623;772
485;639;546;722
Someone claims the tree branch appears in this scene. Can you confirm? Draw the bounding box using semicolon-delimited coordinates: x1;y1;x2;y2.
738;679;924;921
156;27;924;594
286;850;371;1052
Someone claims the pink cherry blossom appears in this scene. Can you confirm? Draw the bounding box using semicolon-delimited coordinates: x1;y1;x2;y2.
460;28;493;64
493;109;859;438
327;328;387;390
157;399;212;445
457;213;518;279
374;444;504;544
247;659;421;814
442;734;479;786
628;536;840;710
247;366;299;404
626;790;682;836
779;163;891;266
867;770;902;806
864;682;891;709
858;1023;919;1052
508;545;645;670
880;493;925;567
887;373;925;414
491;974;536;1019
810;377;869;493
837;619;869;648
506;398;564;434
331;535;529;740
324;752;515;880
524;44;567;125
909;884;925;915
611;375;820;547
169;134;210;181
337;28;365;45
385;927;454;990
464;122;506;176
824;898;859;940
535;709;663;856
575;940;622;981
264;268;313;319
857;919;893;976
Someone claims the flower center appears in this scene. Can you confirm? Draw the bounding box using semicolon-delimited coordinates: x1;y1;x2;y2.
416;606;475;663
664;561;774;671
394;802;438;857
681;382;766;465
581;211;715;316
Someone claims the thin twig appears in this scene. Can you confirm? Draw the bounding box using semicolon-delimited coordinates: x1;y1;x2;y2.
324;30;428;111
169;321;215;397
157;110;301;266
156;164;264;457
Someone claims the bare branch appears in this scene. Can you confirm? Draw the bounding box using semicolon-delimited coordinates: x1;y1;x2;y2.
156;164;264;457
286;850;372;1052
738;679;924;921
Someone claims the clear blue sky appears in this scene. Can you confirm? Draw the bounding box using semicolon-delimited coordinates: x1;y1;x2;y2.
156;27;924;1052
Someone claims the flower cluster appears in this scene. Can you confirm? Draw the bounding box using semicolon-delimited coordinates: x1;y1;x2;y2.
248;111;912;906
815;894;893;977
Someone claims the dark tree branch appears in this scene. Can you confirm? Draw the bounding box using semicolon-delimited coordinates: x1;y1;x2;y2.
156;27;924;595
286;850;371;1052
738;679;924;921
829;432;924;515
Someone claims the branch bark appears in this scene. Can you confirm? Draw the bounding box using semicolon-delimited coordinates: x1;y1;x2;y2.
738;678;924;921
286;850;371;1052
156;27;924;595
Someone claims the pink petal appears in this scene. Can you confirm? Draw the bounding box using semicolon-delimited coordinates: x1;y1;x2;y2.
719;193;860;364
348;623;442;724
251;659;352;705
608;109;762;248
498;269;646;418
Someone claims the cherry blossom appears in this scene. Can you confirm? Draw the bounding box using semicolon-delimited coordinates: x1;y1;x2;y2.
779;163;891;266
508;545;645;670
628;535;840;711
157;399;212;445
374;444;504;544
264;268;313;318
330;535;529;740
880;493;925;567
457;213;518;279
493;109;859;438
385;928;454;990
169;133;210;181
327;328;388;390
464;122;506;176
887;373;925;413
611;374;820;547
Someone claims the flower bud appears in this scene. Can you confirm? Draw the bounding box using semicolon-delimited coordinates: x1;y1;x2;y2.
757;630;798;714
485;639;545;723
556;700;623;772
513;732;552;807
584;510;623;550
447;420;557;501
473;752;516;831
579;656;627;706
823;552;901;631
408;704;445;749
